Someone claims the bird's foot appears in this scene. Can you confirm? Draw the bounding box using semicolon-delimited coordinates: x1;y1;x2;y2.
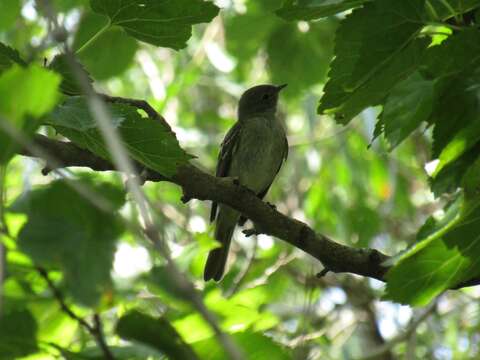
124;173;147;190
41;165;54;175
316;268;330;278
243;228;260;237
266;202;277;210
138;167;148;186
230;177;256;195
181;194;192;203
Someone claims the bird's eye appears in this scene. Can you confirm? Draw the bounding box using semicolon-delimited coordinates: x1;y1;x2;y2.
262;93;270;100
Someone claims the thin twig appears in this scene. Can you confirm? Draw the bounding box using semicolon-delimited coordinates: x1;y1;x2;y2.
287;329;327;348
37;267;91;330
99;94;171;130
93;313;114;360
357;299;438;360
316;268;330;278
37;267;115;360
288;124;351;148
226;237;258;297
244;252;297;290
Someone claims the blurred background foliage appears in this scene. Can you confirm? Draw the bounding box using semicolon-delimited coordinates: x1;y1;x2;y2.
1;0;479;359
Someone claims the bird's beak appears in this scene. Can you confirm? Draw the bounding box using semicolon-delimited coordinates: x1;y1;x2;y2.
276;84;288;92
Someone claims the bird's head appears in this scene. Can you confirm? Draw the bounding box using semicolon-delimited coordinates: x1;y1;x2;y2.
238;84;287;119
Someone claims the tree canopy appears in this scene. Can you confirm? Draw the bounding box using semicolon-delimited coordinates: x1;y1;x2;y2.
1;0;480;359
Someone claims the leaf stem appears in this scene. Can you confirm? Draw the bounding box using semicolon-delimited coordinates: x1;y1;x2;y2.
439;0;462;23
75;21;111;55
425;0;440;21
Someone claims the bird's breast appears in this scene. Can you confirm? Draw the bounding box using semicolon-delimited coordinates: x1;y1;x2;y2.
229;116;286;193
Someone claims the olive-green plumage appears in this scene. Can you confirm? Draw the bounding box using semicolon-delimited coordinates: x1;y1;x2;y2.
204;84;288;281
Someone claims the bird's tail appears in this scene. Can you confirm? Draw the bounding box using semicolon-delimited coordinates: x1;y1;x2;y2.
204;206;239;281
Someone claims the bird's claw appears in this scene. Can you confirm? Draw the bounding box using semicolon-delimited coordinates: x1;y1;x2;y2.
242;228;259;237
181;193;192;203
41;166;53;175
316;268;330;278
266;202;276;210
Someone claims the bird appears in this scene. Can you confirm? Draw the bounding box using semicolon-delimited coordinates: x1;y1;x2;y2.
204;84;289;281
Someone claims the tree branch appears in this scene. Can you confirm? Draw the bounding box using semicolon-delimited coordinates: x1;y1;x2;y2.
16;100;480;289
25;134;388;281
172;164;390;280
37;267;115;360
99;94;171;130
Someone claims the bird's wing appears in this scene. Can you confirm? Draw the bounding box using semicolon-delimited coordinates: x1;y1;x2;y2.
256;134;289;201
210;122;242;222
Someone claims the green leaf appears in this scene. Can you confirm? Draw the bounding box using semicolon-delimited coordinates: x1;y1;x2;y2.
89;0;219;50
73;12;138;80
318;0;425;121
173;314;213;343
276;0;370;21
380;71;435;149
430;76;479;160
49;0;89;12
462;155;480;197
0;65;60;121
318;0;430;123
422;28;480;82
55;344;163;360
267;19;337;96
421;30;480;194
430;143;480;196
415;197;462;242
148;265;193;301
225;9;279;65
192;332;291;360
46;96;192;177
422;29;480;165
434;113;480;177
0;64;60;164
49;54;94;96
116;310;199;360
0;309;38;359
11;179;125;306
0;0;21;30
73;10;109;52
324;37;430;124
319;0;480;123
32;299;78;348
0;42;25;74
432;0;480;18
385;196;480;305
203;288;279;334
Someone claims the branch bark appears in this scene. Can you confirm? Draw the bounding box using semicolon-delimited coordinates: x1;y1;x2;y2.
23;134;389;281
172;163;389;280
14;95;480;288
